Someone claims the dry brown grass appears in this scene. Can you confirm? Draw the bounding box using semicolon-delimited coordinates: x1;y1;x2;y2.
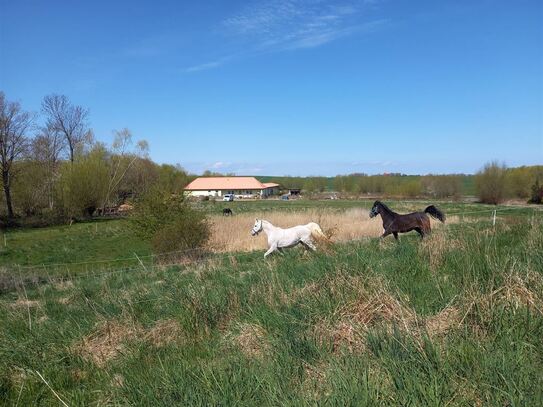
314;281;420;354
418;228;463;272
312;272;468;353
300;360;330;400
74;321;142;367
74;318;184;367
425;306;461;337
74;319;143;367
208;209;455;253
11;298;41;308
225;322;271;359
57;296;72;305
144;319;183;347
54;280;74;291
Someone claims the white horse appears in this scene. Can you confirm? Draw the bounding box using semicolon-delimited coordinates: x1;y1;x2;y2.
250;219;327;258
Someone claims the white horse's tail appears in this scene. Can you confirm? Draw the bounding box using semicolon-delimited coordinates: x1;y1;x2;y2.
307;222;328;241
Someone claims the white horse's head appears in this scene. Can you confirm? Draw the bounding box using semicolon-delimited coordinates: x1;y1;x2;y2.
251;219;263;236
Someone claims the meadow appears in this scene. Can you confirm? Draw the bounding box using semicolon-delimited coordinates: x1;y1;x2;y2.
0;199;542;405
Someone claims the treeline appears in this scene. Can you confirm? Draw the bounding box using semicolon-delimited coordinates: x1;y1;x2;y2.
263;165;543;203
0;92;193;226
332;174;467;198
262;174;468;198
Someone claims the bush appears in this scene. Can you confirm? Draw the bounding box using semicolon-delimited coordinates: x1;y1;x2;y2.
130;189;210;255
151;214;210;254
529;180;543;204
475;161;507;204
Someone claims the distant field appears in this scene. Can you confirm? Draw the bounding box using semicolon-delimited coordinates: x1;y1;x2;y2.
0;204;541;405
0;200;535;278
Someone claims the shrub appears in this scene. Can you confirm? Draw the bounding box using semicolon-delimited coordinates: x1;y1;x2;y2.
529;180;543;204
475;161;507;204
151;215;210;254
130;188;210;254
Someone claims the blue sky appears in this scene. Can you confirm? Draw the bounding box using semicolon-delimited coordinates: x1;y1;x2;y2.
1;0;542;176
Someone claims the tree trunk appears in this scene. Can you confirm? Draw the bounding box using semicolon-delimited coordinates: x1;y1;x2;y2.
2;170;14;219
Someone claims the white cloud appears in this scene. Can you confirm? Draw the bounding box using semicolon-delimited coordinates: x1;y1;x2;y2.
223;0;382;52
184;59;226;73
184;0;388;73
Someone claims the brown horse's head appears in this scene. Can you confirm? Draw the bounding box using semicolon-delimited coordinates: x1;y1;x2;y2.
369;201;382;218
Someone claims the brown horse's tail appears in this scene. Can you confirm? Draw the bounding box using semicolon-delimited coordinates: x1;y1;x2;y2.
424;205;445;223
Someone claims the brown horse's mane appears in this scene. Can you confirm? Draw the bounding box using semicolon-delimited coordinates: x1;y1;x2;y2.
375;201;396;216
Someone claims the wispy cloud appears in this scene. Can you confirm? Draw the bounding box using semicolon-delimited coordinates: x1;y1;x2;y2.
223;0;385;51
185;59;226;73
184;0;388;73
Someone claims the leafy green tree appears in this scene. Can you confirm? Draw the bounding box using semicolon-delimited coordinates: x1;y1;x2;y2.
57;145;109;217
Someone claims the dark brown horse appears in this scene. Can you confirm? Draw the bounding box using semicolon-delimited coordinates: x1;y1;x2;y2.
369;201;445;240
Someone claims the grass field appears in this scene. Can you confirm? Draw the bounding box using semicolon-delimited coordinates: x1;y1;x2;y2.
1;200;542;405
0;199;530;277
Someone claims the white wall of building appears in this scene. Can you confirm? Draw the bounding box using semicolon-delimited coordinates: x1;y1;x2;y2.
186;187;279;198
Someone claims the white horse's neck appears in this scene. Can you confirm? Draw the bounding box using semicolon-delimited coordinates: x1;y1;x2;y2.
261;220;278;235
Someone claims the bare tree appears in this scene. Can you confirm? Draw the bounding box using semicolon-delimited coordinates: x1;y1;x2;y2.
41;94;90;163
31;126;65;209
0;92;33;218
101;128;148;213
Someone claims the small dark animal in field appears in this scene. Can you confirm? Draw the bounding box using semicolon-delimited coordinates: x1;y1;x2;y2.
223;208;233;216
369;201;445;240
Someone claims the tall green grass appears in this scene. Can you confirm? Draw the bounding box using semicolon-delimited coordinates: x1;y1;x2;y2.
1;214;541;405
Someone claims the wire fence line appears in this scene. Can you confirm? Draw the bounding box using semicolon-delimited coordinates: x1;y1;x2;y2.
2;204;541;291
4;249;262;294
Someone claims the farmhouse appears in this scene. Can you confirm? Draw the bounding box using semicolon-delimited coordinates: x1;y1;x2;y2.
184;177;280;198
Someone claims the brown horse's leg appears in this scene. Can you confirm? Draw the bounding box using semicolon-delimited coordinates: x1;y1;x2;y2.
415;228;424;239
381;230;392;239
393;232;399;240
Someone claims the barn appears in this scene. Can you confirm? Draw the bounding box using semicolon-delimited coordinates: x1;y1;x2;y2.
184;177;280;198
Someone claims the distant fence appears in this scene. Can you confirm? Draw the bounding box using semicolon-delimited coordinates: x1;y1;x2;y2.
1;205;541;294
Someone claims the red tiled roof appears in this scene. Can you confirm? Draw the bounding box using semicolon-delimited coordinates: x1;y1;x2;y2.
184;177;266;190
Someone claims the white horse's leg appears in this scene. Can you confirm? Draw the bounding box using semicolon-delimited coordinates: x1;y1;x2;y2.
264;243;278;258
301;239;317;251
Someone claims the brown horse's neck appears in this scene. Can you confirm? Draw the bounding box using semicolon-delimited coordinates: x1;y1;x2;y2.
378;203;397;225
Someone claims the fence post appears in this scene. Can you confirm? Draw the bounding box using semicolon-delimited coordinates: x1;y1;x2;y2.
492;210;497;227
